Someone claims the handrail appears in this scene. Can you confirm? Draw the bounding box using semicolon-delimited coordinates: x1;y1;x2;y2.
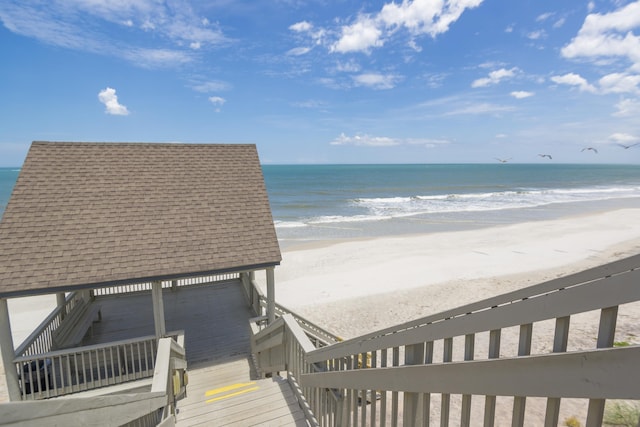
14;292;82;357
2;332;188;426
251;253;640;427
13;330;183;400
307;257;640;362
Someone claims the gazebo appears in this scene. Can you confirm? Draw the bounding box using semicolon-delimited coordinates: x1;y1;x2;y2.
0;141;282;403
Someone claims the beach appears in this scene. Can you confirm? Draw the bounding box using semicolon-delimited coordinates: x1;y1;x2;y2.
267;208;640;337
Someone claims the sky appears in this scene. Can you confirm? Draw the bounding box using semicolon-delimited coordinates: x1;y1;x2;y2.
1;0;640;166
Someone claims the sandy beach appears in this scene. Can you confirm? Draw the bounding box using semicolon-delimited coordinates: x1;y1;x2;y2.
267;208;640;337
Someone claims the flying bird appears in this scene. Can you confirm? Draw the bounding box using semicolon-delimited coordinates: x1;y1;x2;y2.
538;154;552;159
494;157;511;163
616;143;639;149
582;147;598;154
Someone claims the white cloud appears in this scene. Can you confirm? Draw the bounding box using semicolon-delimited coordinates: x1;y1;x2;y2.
352;73;399;89
98;87;129;115
334;60;361;73
0;1;226;68
328;0;484;54
471;67;518;88
287;46;311;56
551;72;640;94
330;133;450;147
510;91;534;99
191;80;232;93
598;72;640;94
608;132;639;143
331;16;383;53
330;133;400;147
208;96;226;112
550;72;597;93
613;97;640;116
290;21;313;32
444;102;515;116
561;1;640;70
527;30;546;40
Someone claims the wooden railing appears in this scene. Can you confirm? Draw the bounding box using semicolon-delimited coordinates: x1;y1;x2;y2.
15;292;84;358
93;272;240;296
1;334;187;426
252;254;640;427
12;332;186;400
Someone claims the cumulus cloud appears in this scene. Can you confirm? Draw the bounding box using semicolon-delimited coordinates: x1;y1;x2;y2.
352;73;399;89
208;96;226;112
561;1;640;70
510;91;534;99
330;133;450;147
551;72;640;94
326;0;483;54
550;73;597;93
471;67;518;88
98;87;129;115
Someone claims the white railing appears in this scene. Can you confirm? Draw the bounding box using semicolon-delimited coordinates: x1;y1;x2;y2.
13;333;162;400
15;292;83;358
93;272;240;297
252;253;640;427
1;333;187;426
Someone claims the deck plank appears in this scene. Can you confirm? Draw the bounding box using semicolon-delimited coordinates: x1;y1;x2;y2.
86;280;306;426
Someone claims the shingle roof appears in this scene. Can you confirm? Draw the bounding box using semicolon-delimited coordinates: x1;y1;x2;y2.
0;142;281;297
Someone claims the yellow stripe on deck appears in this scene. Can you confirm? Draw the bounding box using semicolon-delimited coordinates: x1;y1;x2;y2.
205;381;259;403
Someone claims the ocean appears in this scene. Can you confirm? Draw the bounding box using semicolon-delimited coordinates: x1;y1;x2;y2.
3;164;640;248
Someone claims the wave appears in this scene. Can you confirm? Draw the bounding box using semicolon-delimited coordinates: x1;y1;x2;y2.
275;185;640;229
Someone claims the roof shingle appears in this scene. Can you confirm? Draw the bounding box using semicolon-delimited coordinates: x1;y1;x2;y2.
0;142;281;297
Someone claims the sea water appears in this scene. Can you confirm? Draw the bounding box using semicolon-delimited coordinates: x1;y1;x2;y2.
2;165;640;247
262;164;640;246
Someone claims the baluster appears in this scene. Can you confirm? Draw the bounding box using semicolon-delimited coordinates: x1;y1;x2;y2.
371;350;378;427
391;346;400;427
380;348;388;427
440;338;453;427
586;306;618;427
545;316;570;426
404;342;426;427
484;329;501;427
423;341;434;427
461;334;475;427
513;324;533;427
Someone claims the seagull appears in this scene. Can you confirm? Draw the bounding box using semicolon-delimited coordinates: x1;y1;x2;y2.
582;147;598;154
538;154;552;160
616;143;639;149
494;157;511;163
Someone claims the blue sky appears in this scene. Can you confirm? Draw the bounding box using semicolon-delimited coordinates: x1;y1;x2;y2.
1;0;640;166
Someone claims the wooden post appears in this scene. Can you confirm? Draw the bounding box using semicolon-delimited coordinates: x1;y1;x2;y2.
0;298;21;401
151;281;166;338
266;268;275;324
56;292;66;320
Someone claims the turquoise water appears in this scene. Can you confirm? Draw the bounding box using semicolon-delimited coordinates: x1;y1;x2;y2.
262;164;640;245
3;165;640;245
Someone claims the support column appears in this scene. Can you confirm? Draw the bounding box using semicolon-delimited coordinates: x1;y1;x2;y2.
56;293;66;320
0;298;21;401
151;281;166;338
266;268;275;324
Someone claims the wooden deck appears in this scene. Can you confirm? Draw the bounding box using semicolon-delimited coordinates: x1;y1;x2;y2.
85;280;307;426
